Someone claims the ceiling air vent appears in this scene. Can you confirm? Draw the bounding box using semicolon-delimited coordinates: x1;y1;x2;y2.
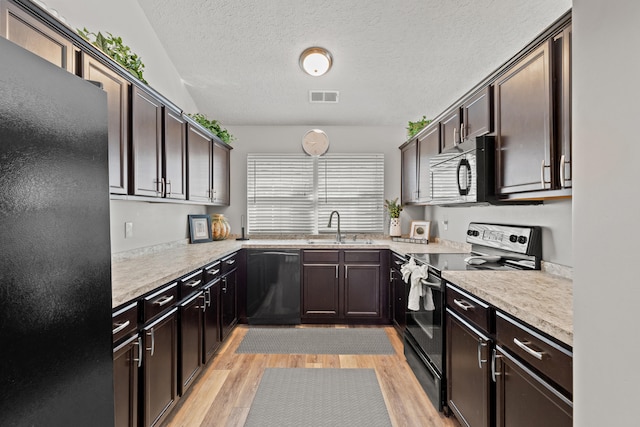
309;90;339;103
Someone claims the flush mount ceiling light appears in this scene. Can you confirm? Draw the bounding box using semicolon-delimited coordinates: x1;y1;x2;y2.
299;47;333;77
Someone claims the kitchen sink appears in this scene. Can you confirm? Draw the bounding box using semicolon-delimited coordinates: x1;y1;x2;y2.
306;239;374;245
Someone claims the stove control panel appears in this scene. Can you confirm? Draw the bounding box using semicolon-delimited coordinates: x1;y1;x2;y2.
466;223;539;255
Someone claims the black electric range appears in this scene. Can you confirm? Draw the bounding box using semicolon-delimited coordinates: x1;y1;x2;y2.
402;222;542;413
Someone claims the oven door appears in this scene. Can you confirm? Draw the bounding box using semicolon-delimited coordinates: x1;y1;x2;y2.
404;271;444;374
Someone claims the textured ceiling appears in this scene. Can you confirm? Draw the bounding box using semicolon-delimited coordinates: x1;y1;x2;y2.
136;0;571;126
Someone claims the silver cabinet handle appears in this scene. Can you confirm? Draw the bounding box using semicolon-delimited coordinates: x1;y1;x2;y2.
345;265;349;279
198;294;207;312
134;336;143;368
112;320;130;335
222;276;227;293
453;127;458;146
513;337;544;360
540;159;546;188
161;178;166;197
491;348;502;382
155;295;174;306
205;288;211;307
186;279;202;288
146;329;155;356
559;154;566;188
225;259;236;265
166;180;172;196
335;265;339;279
460;123;465;142
453;298;474;311
206;268;220;276
477;340;488;369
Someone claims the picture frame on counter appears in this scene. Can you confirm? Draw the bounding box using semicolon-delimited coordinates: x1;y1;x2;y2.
188;214;212;243
409;220;431;241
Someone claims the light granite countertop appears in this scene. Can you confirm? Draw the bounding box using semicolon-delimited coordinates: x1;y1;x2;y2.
111;238;466;308
442;270;573;347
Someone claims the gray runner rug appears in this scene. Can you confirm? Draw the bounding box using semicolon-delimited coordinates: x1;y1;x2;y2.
236;327;395;355
244;368;393;427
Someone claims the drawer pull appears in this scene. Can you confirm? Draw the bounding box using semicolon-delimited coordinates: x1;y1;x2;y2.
146;329;155;356
186;279;202;288
453;298;474;311
154;295;174;307
133;336;143;368
491;348;502;382
477;340;488;369
225;259;236;265
207;269;220;276
112;320;130;335
513;337;544;360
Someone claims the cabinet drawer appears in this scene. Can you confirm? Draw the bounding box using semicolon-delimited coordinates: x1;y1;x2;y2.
220;252;238;275
203;260;221;284
446;283;491;333
496;311;572;395
303;250;339;263
143;282;179;323
179;269;203;298
112;302;138;343
391;252;407;271
344;250;380;263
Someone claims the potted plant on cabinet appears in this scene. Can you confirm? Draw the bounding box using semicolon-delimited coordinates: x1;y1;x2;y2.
384;198;403;236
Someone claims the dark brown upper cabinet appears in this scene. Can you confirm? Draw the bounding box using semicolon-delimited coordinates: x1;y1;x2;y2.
440;109;461;152
553;24;572;191
187;123;213;203
212;141;230;206
163;107;187;200
461;86;493;143
417;124;441;203
495;40;553;196
400;138;418;205
81;53;130;195
131;86;164;197
0;0;74;71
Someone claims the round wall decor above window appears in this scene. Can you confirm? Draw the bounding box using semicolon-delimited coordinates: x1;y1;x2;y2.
302;129;329;156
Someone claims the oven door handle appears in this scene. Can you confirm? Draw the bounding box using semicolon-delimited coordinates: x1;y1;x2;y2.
420;278;442;290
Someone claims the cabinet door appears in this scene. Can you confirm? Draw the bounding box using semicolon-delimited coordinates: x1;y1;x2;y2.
82;54;130;195
142;308;178;427
1;1;73;71
417;125;440;203
178;292;204;396
553;25;572;190
203;281;221;363
446;310;492;427
212;141;230;205
220;270;237;342
132;86;163;197
391;268;406;334
495;346;572;427
401;139;418;204
495;41;553;195
462;86;492;142
113;334;140;427
302;264;339;318
187;125;212;202
163;108;187;200
440;108;461;152
344;264;380;317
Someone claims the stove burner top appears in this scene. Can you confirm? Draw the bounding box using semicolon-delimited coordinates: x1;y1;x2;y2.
406;252;528;273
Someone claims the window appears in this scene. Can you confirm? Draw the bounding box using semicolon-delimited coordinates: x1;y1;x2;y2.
247;153;384;234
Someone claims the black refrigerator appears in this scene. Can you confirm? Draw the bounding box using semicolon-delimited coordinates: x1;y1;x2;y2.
0;38;114;426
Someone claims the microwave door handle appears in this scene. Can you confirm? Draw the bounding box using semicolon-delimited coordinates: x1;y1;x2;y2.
457;158;471;196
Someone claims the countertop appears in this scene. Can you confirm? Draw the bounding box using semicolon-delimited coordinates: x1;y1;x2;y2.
111;238;573;348
111;239;465;308
442;270;573;347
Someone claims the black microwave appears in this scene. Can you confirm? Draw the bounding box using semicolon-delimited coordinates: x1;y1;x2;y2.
429;135;496;205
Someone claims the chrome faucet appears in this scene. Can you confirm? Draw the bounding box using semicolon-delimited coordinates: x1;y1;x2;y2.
327;211;341;243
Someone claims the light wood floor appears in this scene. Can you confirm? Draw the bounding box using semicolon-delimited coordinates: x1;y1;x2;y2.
162;324;461;427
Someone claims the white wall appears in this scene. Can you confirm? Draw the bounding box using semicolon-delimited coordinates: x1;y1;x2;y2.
573;1;640;425
425;200;572;266
209;125;424;235
43;0;197;111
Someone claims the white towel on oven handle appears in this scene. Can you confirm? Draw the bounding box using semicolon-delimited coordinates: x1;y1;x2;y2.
400;257;416;283
408;264;429;311
422;281;436;311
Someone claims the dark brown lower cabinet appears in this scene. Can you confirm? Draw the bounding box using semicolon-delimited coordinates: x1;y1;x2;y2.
220;268;238;342
178;291;204;396
113;334;140;427
203;279;222;363
344;264;380;317
446;309;492;427
302;263;340;318
494;346;572;427
142;308;178;427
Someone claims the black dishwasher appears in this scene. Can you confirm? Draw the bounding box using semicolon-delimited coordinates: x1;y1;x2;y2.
246;250;301;324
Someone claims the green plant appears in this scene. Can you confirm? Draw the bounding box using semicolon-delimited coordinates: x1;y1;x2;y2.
77;28;147;84
384;197;403;219
187;113;235;144
407;115;432;138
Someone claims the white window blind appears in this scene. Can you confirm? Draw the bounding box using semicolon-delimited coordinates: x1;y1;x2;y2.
247;153;384;234
247;154;314;234
317;154;384;233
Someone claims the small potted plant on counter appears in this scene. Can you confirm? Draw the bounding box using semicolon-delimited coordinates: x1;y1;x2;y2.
384;197;403;236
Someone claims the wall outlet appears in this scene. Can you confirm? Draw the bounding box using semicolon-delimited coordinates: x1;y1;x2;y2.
125;222;133;238
442;217;449;231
